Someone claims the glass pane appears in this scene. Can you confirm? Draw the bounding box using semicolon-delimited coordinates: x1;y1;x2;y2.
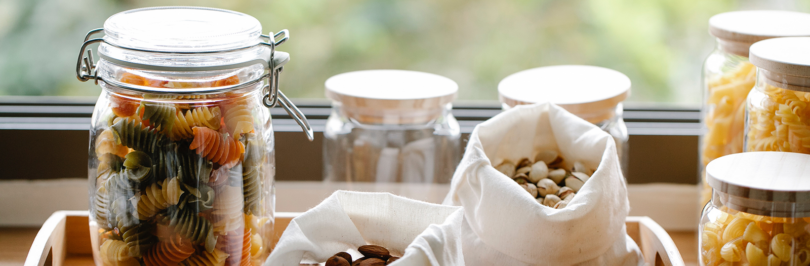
0;0;808;105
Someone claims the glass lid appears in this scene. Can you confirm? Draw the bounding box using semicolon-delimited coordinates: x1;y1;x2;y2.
103;6;263;53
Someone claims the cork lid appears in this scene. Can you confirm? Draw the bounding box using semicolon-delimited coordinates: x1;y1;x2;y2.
325;70;458;124
498;65;630;123
706;152;810;217
709;10;810;57
749;37;810;91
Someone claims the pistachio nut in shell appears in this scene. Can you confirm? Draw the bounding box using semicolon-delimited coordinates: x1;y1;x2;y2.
513;173;529;184
516;166;532;176
548;169;567;184
565;176;585;192
536;178;560;197
543;194;561;207
557;186;574;199
496;161;516;178
571;172;590;182
536;198;544;205
528;161;548;183
534;150;558;165
526;183;538;198
517;158;533;169
554;200;568;209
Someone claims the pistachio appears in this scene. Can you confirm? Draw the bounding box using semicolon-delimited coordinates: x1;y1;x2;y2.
548;169;567;184
557;186;574;199
534;150;558;165
554;200;568;209
496;161;516;178
516;166;532;176
536;178;560;197
543;194;561;207
536;198;544;205
562;192;575;202
571;172;590;182
565;176;585;192
526;183;538;198
573;161;592;176
517;158;533;169
527;161;548;183
514;173;529;184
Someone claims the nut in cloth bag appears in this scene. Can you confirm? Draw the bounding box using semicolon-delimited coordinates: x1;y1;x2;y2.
265;191;465;266
443;103;643;265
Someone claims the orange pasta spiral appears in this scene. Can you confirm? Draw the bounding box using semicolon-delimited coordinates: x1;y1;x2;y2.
144;235;195;266
190;127;245;167
216;228;252;266
171;106;222;141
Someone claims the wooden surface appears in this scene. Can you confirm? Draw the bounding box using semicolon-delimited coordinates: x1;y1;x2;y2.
18;211;694;266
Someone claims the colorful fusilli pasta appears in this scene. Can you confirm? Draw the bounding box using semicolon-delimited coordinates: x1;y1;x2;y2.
169;207;218;253
172;106;222;140
190;127;245;168
222;99;254;137
137;178;184;219
181;249;229;266
211;186;244;233
112;118;165;154
143;235;195;266
100;239;140;266
216;228;251;266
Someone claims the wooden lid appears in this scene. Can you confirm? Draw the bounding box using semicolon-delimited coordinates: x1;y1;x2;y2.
498;65;630;123
325;70;458;124
750;37;810;92
706;152;810;217
709;10;810;57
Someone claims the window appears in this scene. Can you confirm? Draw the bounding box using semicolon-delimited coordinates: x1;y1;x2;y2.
1;0;808;105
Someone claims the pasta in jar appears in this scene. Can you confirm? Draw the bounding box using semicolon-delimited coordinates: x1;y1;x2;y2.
699;11;810;210
78;7;312;266
702;152;810;266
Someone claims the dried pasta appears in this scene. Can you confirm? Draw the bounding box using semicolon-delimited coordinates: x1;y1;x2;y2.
215;228;252;266
143;235;195;266
92;73;271;265
746;84;810;153
100;239;140;266
172;106;222;140
242;165;262;215
700;62;756;207
190;127;245;168
181;249;229;266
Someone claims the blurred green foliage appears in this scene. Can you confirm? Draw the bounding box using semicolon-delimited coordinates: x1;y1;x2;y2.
0;0;807;104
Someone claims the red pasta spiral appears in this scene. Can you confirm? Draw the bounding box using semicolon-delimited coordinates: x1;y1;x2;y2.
216;228;252;266
190;127;245;168
144;235;195;266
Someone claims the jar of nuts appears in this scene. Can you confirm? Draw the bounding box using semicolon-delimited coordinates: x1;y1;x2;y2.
495;150;592;209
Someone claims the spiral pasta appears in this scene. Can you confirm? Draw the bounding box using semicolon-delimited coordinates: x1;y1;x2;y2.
172;106;222;140
181;249;229;266
242;165;262;216
112;118;165;154
747;85;810;153
184;184;216;212
216;228;251;266
96;129;129;158
176;144;214;188
94;184;113;230
212;186;244;233
143;235;195;266
137;178;184;219
222;99;254;137
141;101;177;133
169;207;217;253
120;222;157;257
190;127;245;168
100;239;140;266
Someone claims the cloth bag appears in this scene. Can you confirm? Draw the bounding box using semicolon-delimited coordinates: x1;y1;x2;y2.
265;191;465;266
443;103;643;266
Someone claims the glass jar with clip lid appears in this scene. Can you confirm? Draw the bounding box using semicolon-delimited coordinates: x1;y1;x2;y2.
75;7;313;266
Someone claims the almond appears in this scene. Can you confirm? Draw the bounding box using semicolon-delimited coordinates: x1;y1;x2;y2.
335;251;353;264
358;258;385;266
358;245;390;259
326;255;350;266
386;256;400;264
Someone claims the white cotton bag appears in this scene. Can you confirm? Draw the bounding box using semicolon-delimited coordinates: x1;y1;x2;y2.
443;103;643;266
265;191;465;266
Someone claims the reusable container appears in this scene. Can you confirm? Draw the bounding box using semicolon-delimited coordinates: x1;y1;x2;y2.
745;37;810;154
77;7;312;266
700;152;810;266
699;10;810;209
498;65;631;177
323;70;460;183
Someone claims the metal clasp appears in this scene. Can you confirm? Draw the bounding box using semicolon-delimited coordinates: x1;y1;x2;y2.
75;28;314;141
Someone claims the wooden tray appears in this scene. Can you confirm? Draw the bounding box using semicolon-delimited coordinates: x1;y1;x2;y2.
26;211;683;266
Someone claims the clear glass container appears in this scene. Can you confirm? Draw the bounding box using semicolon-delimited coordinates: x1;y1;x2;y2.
699;10;810;212
745;37;810;154
498;65;631;177
323;70;461;183
700;152;810;266
77;7;312;266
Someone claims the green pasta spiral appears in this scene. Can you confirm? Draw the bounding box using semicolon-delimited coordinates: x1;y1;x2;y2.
169;206;217;253
122;151;153;185
241;133;265;215
112;118;165;154
176;143;214;188
119;222;157;257
93;184;112;230
183;183;215;212
140;101;177;133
